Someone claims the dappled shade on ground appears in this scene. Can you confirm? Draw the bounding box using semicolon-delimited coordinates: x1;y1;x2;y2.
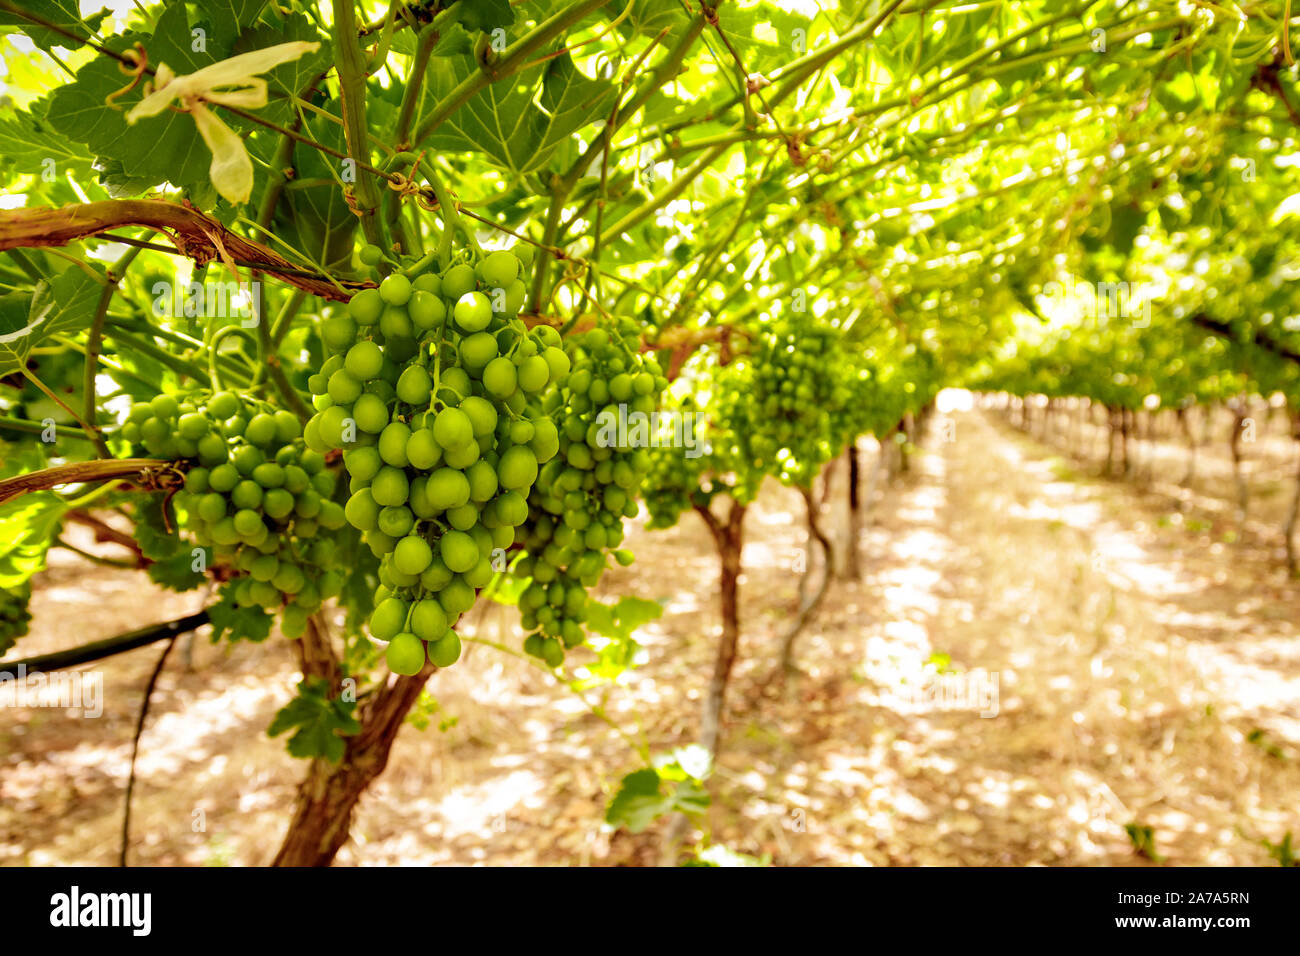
2;406;1297;865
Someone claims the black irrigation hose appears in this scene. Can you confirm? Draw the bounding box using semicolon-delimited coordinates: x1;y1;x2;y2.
0;610;210;677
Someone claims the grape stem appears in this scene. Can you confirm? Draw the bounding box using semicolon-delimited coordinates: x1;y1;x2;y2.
206;326;259;393
419;159;481;265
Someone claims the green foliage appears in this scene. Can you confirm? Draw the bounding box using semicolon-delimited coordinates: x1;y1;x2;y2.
605;747;710;834
421;45;615;176
1263;832;1297;867
571;594;662;686
0;264;105;375
2;0;1298;798
1124;822;1165;863
268;676;361;763
206;589;273;644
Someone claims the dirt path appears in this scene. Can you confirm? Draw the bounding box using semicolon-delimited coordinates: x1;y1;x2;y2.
707;405;1300;865
3;404;1297;866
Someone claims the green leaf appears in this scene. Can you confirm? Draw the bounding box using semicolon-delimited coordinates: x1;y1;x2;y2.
265;113;357;270
604;767;666;833
207;590;274;643
47;3;233;197
229;14;329;128
0;490;66;588
268;677;361;763
0;97;96;180
420;51;615;176
715;4;809;74
1108;203;1145;257
0;263;104;375
95;157;160;198
605;763;709;833
196;0;271;38
134;497;207;591
0;0;109;52
457;0;515;33
603;0;687;42
585;594;662;639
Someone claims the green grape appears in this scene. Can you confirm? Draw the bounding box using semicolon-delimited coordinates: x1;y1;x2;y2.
386;632;426;675
379;273;413;306
427;629;462;667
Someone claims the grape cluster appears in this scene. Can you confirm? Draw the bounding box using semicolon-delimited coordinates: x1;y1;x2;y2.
122;391;348;636
723;319;848;487
641;393;712;528
306;248;571;675
0;580;32;656
514;319;666;665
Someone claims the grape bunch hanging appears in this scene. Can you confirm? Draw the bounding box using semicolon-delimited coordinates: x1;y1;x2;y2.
120;391;349;637
307;247;571;675
514;318;667;665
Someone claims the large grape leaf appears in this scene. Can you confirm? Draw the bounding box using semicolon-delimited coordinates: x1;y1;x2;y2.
228;14;330;128
207;590;273;643
134;497;207;592
187;0;270;37
0;0;109;52
605;762;709;834
0;98;96;181
419;51;615;176
0;264;105;375
263;113;357;270
0;491;66;588
47;3;233;196
715;3;812;75
602;0;689;42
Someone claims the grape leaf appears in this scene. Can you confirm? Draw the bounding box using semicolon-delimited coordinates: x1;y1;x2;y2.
0;264;105;375
133;498;207;592
47;3;233;197
264;112;357;270
715;4;810;74
420;51;615;176
229;14;330;128
268;677;361;763
95;157;160;198
0;98;96;181
0;491;66;588
456;0;515;33
605;764;709;833
195;0;272;39
0;0;108;52
603;0;688;42
584;594;662;639
207;590;273;643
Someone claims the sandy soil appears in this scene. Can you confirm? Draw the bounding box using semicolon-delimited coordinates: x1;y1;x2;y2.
2;402;1297;866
